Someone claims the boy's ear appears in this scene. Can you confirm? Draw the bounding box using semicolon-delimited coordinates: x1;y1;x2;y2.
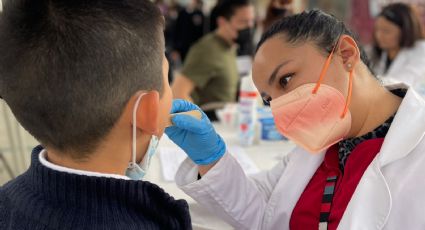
135;91;160;135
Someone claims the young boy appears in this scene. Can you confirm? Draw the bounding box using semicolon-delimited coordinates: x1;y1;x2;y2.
0;0;191;229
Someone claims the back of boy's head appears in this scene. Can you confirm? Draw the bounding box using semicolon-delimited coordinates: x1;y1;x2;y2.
0;0;164;158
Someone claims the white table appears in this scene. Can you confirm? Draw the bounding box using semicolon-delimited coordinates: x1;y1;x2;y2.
145;123;295;230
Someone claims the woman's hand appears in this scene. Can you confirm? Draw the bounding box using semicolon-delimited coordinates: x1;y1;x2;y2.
165;100;226;168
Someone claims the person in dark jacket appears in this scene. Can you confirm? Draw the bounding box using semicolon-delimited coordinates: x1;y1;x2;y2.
173;0;205;62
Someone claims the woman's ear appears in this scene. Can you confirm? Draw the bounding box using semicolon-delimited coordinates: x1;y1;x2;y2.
135;91;160;135
337;35;360;71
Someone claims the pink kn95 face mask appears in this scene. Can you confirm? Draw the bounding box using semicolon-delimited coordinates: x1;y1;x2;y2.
270;43;354;154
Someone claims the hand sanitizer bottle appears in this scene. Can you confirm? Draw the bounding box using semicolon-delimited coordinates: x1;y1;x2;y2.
238;75;258;146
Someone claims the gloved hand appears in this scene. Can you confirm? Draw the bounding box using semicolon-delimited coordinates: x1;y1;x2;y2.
165;99;226;165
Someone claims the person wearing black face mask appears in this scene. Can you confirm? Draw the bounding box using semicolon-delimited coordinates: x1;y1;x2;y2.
270;7;286;16
235;26;255;56
171;0;255;121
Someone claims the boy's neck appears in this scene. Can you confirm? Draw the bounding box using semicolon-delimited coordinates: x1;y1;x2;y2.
45;135;150;176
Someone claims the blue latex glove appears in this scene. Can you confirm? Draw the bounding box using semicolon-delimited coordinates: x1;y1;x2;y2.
165;99;226;165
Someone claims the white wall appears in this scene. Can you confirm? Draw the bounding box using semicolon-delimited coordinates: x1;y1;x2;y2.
0;101;37;185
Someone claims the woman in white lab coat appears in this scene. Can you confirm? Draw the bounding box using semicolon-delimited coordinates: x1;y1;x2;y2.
373;3;425;95
165;10;425;230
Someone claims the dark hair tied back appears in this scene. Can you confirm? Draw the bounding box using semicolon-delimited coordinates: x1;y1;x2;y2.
257;10;372;70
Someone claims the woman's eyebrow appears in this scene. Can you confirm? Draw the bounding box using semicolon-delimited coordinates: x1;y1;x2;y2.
268;60;292;86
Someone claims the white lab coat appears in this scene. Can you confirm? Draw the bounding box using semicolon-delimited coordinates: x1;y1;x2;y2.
175;86;425;230
374;40;425;96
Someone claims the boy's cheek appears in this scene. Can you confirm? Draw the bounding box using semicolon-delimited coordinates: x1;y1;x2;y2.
157;87;173;136
156;109;168;136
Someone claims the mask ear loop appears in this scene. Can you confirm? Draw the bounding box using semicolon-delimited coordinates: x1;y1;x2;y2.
311;38;354;119
341;69;354;118
130;93;146;168
312;44;338;94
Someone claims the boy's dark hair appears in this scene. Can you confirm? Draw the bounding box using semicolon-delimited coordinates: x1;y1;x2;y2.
0;0;164;158
215;0;252;20
373;3;425;60
257;10;372;70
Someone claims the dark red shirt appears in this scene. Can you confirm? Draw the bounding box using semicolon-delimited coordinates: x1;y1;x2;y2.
290;138;385;230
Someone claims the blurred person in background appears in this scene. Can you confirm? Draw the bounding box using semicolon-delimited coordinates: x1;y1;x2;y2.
210;0;255;56
173;0;205;62
254;0;293;54
156;0;181;83
171;0;255;121
156;0;181;52
372;2;425;90
263;0;293;32
208;0;226;32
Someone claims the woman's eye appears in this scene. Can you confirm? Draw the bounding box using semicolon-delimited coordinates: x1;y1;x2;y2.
278;73;294;88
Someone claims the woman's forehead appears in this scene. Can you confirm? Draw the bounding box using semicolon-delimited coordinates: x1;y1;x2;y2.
252;37;328;91
254;38;317;72
255;36;320;59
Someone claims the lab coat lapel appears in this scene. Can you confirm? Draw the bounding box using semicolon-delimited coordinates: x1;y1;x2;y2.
337;158;391;229
339;87;425;229
378;88;425;167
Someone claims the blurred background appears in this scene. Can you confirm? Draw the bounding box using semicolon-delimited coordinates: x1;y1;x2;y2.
1;0;425;185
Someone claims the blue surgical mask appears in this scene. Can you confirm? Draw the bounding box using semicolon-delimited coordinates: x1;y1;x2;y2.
126;93;160;180
126;135;159;180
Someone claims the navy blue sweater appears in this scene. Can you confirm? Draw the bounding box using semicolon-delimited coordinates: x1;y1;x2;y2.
0;146;192;230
